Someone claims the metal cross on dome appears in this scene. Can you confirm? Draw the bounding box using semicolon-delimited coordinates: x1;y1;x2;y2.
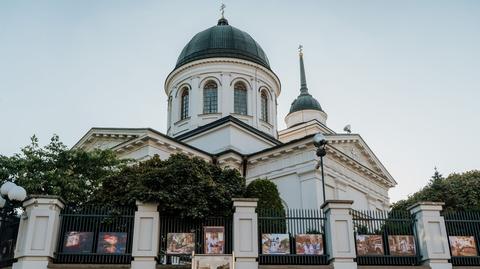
220;3;226;18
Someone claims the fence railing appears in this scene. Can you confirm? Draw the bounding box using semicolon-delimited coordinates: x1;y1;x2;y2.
443;211;480;266
0;210;20;268
158;215;233;265
54;205;135;264
257;208;328;265
351;210;420;266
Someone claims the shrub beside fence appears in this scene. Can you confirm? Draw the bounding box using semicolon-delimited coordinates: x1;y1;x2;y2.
54;205;135;264
351;210;421;266
158;215;233;265
257;208;328;265
444;211;480;266
0;210;20;268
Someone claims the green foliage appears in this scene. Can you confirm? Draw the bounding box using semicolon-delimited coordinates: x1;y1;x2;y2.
0;135;127;206
391;169;480;211
246;178;286;233
245;178;285;212
96;154;246;219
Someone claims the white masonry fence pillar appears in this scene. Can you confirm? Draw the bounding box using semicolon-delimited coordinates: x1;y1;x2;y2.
409;202;452;269
131;201;160;269
321;200;357;269
232;198;259;269
13;195;65;269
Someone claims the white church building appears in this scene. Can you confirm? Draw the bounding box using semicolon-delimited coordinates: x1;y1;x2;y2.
73;15;396;211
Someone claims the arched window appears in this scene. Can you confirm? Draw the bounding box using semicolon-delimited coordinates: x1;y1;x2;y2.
260;90;268;122
234;82;247;115
180;88;189;120
203;81;218;114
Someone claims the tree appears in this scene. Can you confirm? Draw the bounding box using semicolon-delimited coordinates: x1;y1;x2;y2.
0;135;127;206
96;154;246;219
245;178;285;212
391;169;480;211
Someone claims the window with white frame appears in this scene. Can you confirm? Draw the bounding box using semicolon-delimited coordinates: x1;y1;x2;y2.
234;82;247;115
203;81;218;114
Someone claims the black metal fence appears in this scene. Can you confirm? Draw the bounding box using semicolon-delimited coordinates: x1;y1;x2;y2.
351;210;420;266
158;215;233;265
54;205;135;264
444;211;480;266
257;208;328;265
0;209;20;268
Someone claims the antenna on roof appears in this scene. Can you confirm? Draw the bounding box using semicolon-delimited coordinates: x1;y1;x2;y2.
343;124;352;134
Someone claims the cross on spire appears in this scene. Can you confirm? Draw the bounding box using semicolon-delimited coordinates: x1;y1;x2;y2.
220;3;226;18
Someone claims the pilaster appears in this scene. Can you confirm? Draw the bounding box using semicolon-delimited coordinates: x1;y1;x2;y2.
232;198;259;269
409;202;452;269
321;200;357;269
13;195;65;269
131;201;160;269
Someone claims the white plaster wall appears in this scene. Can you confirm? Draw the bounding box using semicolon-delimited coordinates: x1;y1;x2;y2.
165;58;281;138
246;144;391;211
182;124;275;154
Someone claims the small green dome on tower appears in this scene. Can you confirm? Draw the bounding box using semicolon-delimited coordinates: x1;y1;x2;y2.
175;17;270;70
289;92;323;113
288;46;324;114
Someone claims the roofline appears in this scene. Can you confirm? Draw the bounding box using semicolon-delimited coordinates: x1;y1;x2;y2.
175;115;282;146
74;127;214;158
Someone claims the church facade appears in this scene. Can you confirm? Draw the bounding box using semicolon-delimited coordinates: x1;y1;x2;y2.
74;16;396;211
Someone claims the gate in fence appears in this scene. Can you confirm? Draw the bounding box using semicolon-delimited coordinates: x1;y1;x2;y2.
158;215;233;265
257;208;328;265
0;209;20;268
351;210;421;266
443;211;480;266
54;205;135;264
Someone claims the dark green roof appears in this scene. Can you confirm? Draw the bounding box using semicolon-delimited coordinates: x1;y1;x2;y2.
175;18;270;70
289;92;323;113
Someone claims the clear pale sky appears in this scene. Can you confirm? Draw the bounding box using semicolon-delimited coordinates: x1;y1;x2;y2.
1;1;479;203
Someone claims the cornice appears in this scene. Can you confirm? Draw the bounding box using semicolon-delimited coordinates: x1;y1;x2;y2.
165;57;281;96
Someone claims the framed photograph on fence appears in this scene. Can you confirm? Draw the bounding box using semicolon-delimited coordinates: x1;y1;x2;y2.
192;254;233;269
388;235;416;256
167;233;195;255
449;236;478;256
295;234;324;255
63;231;94;253
204;226;225;254
97;232;128;254
356;234;384;255
262;234;290;254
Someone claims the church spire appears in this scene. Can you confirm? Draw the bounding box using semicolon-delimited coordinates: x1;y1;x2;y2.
298;45;308;94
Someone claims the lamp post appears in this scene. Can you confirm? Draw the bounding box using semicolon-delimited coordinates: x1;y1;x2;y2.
313;133;327;205
0;181;27;222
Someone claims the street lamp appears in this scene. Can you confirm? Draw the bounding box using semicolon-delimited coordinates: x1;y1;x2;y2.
313;133;327;204
0;181;27;210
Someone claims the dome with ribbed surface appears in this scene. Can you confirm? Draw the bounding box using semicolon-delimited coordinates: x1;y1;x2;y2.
175;18;270;70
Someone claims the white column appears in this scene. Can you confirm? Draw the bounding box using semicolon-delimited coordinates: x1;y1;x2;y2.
321;200;357;269
13;195;65;269
409;202;452;269
131;201;159;269
232;198;258;269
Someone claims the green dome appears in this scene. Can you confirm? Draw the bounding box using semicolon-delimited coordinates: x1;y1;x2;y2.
289;92;323;114
175;18;270;69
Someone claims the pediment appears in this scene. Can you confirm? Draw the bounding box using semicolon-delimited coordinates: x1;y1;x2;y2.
73;128;148;151
326;134;397;187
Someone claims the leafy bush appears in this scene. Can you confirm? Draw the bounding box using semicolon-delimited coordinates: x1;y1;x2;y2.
97;154;246;219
